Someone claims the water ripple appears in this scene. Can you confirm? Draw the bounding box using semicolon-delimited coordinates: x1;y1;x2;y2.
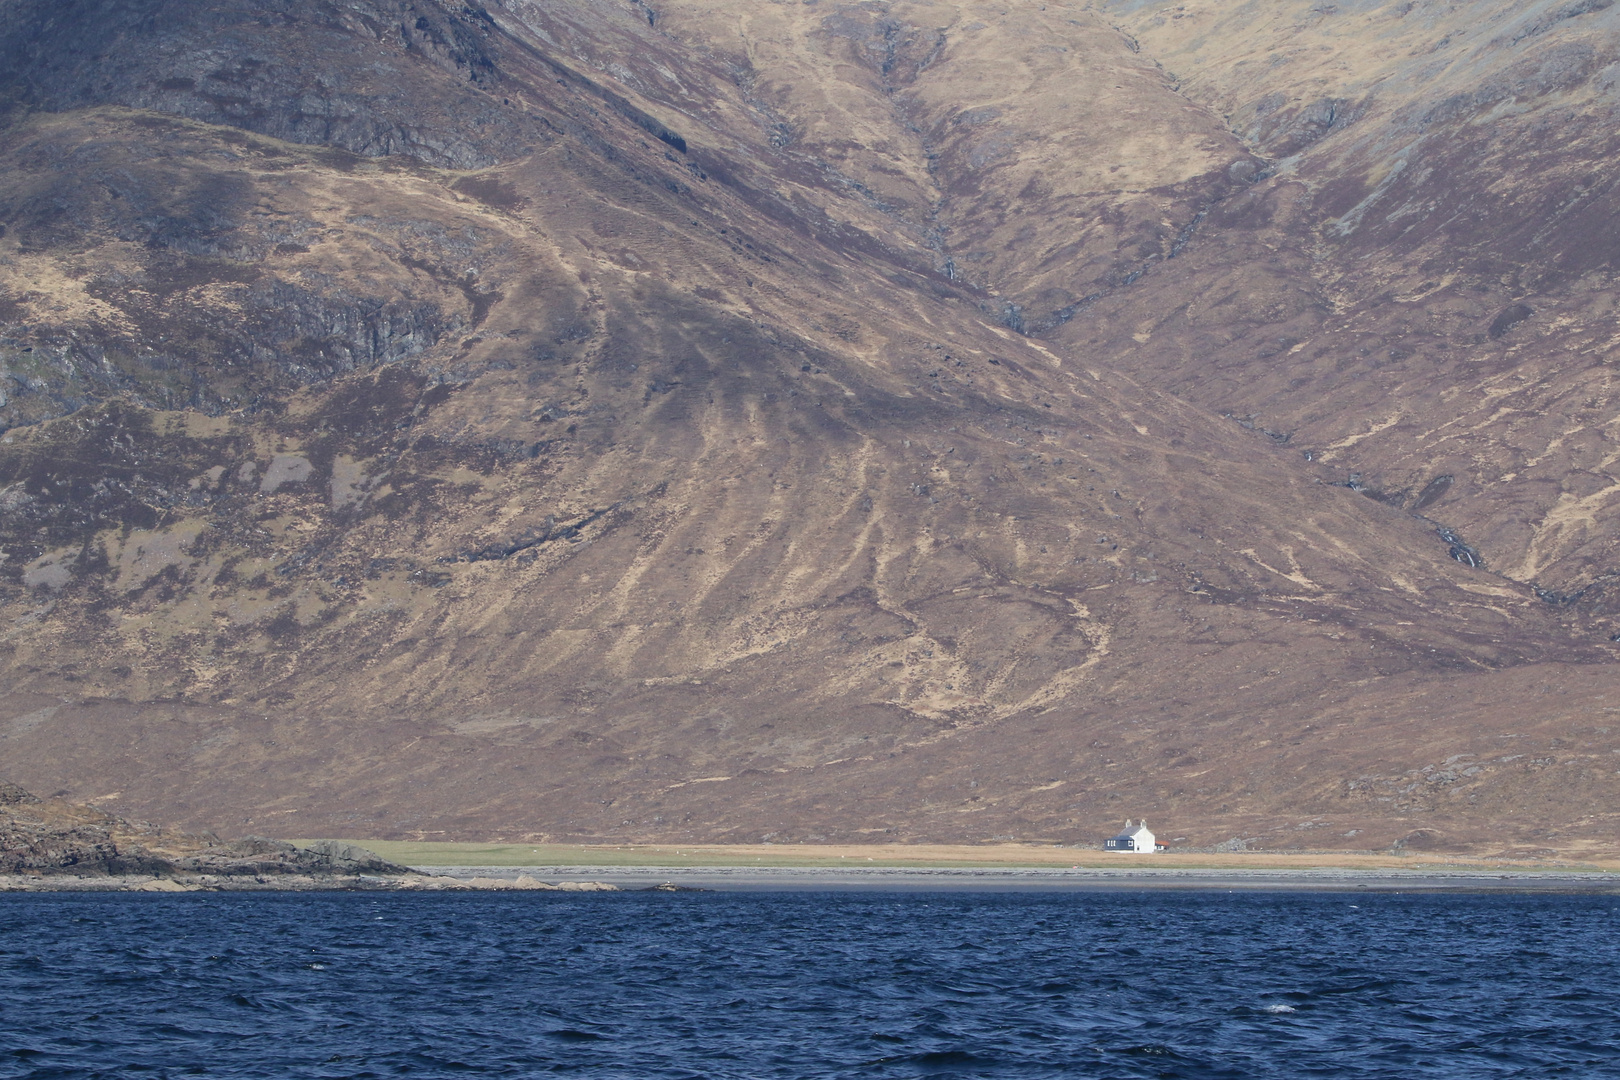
1;892;1618;1077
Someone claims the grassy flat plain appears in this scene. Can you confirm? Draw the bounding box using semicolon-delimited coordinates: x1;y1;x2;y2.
290;841;1620;873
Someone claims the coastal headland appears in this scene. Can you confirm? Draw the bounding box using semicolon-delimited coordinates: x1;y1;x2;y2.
0;780;620;892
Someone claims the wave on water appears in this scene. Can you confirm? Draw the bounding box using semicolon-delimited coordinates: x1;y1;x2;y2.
2;891;1618;1078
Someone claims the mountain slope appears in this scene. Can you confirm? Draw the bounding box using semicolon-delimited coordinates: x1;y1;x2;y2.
0;0;1615;853
1077;0;1620;611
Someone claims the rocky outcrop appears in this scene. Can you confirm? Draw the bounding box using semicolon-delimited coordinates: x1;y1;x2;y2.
0;0;550;170
0;780;39;806
299;839;416;875
0;110;487;431
0;782;414;878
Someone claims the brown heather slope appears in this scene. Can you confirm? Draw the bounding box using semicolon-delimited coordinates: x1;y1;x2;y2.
0;0;1616;855
1079;0;1620;609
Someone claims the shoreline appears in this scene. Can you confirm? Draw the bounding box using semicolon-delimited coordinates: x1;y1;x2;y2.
0;873;621;893
5;865;1618;894
296;839;1620;874
418;864;1620;893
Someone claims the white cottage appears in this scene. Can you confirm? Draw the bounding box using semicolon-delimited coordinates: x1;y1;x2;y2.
1103;819;1161;854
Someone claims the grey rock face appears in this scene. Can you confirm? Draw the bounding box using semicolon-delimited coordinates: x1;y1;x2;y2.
0;113;488;432
302;839;414;874
0;817;174;875
0;0;550;169
163;836;413;876
0;781;41;806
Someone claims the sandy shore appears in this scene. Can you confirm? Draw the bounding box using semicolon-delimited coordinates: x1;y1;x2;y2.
418;864;1620;893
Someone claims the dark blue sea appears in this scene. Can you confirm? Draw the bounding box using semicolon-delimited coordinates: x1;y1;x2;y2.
1;889;1617;1078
